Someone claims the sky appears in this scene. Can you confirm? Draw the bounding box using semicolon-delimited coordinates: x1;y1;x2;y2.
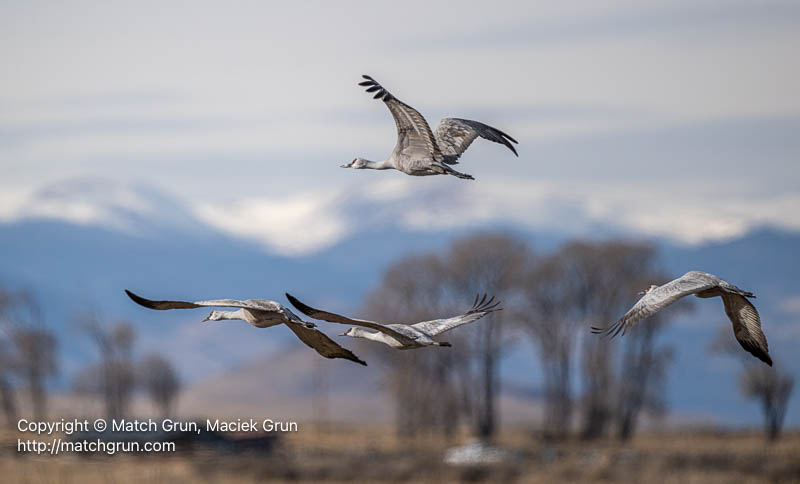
1;0;800;255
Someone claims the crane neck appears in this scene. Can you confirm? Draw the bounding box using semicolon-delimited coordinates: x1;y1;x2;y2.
364;159;393;170
356;329;404;347
351;328;382;341
219;309;247;321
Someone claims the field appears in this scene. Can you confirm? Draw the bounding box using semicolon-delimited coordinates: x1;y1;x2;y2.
2;425;799;483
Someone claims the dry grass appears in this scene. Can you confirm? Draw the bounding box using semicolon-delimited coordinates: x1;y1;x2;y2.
1;425;799;483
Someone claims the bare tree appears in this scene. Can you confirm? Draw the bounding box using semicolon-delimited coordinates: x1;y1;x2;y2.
517;241;675;440
311;356;329;432
560;241;659;439
361;233;529;441
365;235;678;442
106;323;136;419
614;314;674;440
0;339;17;427
711;327;794;441
0;287;18;426
740;364;794;441
519;251;581;439
444;233;529;440
0;288;58;420
138;353;181;417
77;315;138;419
12;327;58;419
72;364;104;396
362;253;462;438
560;241;675;441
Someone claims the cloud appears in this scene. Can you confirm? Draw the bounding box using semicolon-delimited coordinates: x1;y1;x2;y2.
7;171;800;257
193;190;350;256
187;177;800;255
4;174;799;256
368;178;800;246
576;185;800;245
0;178;213;239
0;179;154;230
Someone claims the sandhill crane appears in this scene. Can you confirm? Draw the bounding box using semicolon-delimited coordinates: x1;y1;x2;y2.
340;75;518;180
125;290;366;366
286;293;501;350
591;271;772;366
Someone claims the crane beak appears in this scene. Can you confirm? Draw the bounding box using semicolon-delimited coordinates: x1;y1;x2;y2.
339;332;348;336
637;291;646;296
340;163;351;168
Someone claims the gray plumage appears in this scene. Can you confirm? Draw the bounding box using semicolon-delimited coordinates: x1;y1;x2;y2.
591;271;772;366
125;290;366;366
286;293;501;350
341;75;518;180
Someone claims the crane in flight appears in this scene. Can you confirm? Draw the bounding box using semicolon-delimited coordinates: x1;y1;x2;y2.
125;290;366;366
341;75;518;180
287;293;501;350
591;271;772;366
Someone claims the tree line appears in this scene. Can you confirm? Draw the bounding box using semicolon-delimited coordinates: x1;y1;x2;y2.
0;287;180;424
0;231;793;441
357;232;794;442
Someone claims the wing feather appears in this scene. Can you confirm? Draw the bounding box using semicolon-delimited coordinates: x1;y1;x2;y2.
722;294;772;366
591;272;718;337
434;118;518;164
286;293;412;342
283;321;367;366
359;75;442;161
412;293;502;336
125;290;281;313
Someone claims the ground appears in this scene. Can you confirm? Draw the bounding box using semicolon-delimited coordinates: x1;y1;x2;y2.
1;425;799;483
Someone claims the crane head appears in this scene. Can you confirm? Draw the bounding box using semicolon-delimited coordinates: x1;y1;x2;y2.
341;158;368;169
638;284;658;296
202;310;225;322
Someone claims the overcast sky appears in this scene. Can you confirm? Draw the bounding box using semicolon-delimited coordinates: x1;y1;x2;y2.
2;0;799;254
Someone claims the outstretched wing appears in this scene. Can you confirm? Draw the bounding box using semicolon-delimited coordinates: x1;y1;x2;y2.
283;321;367;366
434;118;518;164
359;75;443;161
412;294;502;336
722;294;772;366
125;290;281;313
591;272;719;337
286;293;412;343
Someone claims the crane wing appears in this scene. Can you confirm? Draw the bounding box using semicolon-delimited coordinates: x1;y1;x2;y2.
412;293;501;336
434;118;518;164
283;321;367;366
285;293;412;342
125;290;282;313
359;75;443;161
722;294;772;366
591;271;719;337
